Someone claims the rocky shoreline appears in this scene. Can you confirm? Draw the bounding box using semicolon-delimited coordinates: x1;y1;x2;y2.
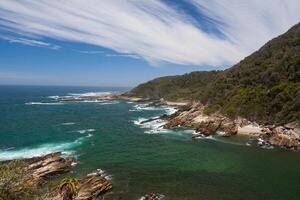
139;101;300;150
38;91;300;150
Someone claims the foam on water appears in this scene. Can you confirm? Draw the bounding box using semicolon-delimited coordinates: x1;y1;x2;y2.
98;101;119;105
0;134;92;161
133;117;167;134
76;129;96;134
47;95;60;99
130;104;178;115
61;122;76;126
87;168;113;180
68;91;112;97
25;102;64;105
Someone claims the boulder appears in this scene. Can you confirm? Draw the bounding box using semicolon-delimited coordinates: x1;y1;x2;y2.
268;133;299;148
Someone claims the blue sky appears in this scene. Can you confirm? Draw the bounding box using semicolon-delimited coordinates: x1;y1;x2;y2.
1;0;300;87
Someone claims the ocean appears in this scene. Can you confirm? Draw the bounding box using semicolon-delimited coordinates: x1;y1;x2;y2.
0;85;299;200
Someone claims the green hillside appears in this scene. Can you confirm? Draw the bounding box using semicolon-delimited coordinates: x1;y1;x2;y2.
129;23;300;125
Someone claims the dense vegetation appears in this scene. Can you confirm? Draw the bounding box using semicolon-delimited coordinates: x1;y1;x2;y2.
129;23;300;125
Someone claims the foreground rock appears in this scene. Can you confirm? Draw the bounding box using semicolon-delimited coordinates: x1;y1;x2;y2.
43;175;112;200
27;152;76;182
0;152;76;199
0;153;113;200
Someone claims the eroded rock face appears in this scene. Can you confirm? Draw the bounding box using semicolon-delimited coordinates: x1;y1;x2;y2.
0;153;76;200
27;152;76;183
163;102;242;137
262;126;300;149
43;175;112;200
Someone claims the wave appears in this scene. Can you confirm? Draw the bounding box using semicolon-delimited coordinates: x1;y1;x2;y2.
130;104;177;115
133;117;167;134
76;129;96;134
25;102;64;105
47;95;60;99
68;92;112;97
98;101;119;105
61;122;76;126
0;135;92;161
87;168;112;180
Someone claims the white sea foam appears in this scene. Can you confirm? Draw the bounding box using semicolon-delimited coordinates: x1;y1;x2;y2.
61;122;76;126
133;117;167;134
68;92;112;97
25;102;64;105
87;168;112;180
164;106;178;115
0;135;92;161
98;101;119;105
76;129;96;134
130;104;177;115
47;95;60;99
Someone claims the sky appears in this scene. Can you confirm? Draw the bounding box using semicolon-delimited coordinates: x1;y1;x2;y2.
0;0;300;87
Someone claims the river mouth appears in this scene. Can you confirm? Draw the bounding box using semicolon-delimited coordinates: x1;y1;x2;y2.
1;86;300;200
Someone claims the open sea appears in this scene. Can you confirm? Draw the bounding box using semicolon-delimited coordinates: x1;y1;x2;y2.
0;85;300;200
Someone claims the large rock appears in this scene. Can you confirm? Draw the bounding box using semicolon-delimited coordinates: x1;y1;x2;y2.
263;126;300;149
43;175;112;200
0;153;76;200
28;152;76;182
268;133;299;148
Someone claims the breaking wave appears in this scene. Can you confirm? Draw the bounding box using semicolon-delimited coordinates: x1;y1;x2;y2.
68;91;113;97
87;168;113;180
0;135;92;161
25;102;64;105
133;117;167;134
130;104;178;115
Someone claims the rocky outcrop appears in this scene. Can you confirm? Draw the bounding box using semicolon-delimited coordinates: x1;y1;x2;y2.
27;152;76;183
155;102;299;150
163;102;257;137
262;126;300;149
43;175;112;200
0;153;76;200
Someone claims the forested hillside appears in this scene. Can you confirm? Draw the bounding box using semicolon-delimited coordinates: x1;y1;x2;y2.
129;23;300;125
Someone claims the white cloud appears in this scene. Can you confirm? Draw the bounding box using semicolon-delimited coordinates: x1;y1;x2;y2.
0;34;60;49
0;0;299;66
74;50;104;54
190;0;300;53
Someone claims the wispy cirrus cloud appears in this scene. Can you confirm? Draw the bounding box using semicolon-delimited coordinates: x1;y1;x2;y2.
0;0;299;66
190;0;300;53
0;34;60;49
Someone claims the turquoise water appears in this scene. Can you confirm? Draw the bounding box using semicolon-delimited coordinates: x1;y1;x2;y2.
0;85;300;200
